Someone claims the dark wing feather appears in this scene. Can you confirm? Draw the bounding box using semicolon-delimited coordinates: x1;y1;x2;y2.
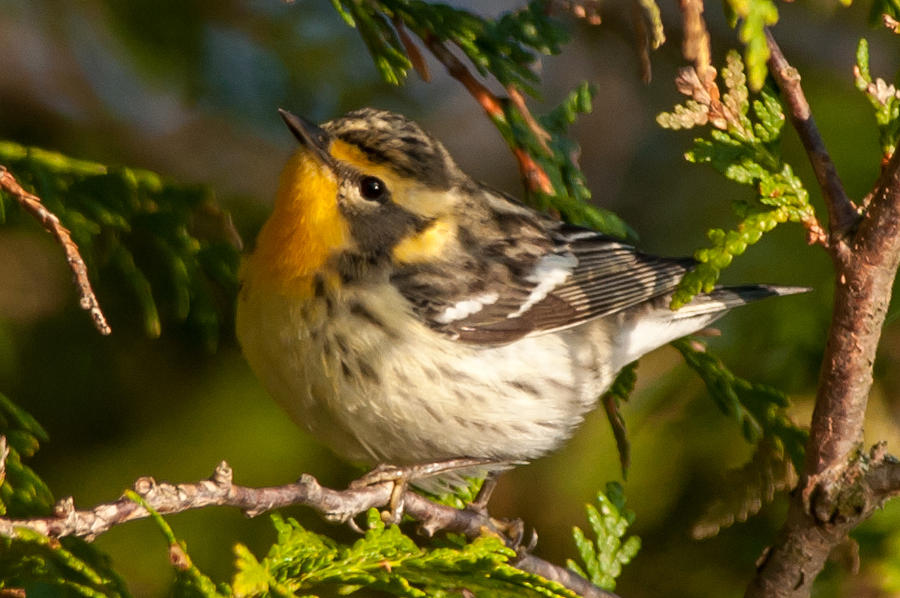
392;221;694;345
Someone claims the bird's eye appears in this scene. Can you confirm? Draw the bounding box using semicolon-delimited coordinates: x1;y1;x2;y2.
359;176;387;203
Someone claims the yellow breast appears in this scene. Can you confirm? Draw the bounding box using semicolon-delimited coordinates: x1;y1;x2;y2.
241;150;348;297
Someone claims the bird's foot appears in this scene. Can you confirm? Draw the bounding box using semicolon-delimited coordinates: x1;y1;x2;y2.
465;473;500;516
349;457;499;526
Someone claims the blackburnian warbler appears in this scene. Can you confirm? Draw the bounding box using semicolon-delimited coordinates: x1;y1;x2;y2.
236;108;804;486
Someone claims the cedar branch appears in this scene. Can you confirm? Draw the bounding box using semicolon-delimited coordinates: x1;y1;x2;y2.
0;165;111;335
0;458;618;598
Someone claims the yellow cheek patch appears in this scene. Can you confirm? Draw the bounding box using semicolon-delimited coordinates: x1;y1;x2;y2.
393;217;455;264
245;150;348;296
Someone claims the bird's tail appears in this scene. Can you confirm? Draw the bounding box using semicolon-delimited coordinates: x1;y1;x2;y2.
669;285;811;320
609;285;810;371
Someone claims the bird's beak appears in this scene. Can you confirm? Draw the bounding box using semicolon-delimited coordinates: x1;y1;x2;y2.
278;108;335;169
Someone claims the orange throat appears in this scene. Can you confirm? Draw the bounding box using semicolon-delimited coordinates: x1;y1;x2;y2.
243;150;348;297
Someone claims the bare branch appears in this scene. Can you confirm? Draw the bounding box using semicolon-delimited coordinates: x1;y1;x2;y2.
420;35;554;195
747;139;900;596
393;18;430;82
506;85;552;154
0;461;618;598
0;165;111;335
764;30;860;238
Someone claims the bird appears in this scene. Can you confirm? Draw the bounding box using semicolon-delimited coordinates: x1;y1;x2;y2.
236;107;805;495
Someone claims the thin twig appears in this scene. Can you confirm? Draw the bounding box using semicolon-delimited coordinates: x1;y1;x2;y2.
764;30;859;238
506;85;553;154
0;460;618;598
393;18;430;82
420;35;554;194
0;166;111;335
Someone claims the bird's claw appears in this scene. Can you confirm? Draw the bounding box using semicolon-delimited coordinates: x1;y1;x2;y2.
349;458;501;526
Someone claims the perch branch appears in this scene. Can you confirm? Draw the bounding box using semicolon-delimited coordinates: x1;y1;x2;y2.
0;165;111;335
0;459;617;598
747;139;900;597
764;30;859;238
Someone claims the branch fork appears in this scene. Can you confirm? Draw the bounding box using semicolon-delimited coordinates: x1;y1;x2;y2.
746;29;900;598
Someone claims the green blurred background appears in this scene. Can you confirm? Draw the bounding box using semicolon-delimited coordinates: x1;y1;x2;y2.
1;0;899;595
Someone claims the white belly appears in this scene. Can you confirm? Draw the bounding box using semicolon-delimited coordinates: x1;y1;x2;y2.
237;282;615;466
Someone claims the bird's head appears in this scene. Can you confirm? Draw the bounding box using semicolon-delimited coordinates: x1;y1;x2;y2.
245;108;472;296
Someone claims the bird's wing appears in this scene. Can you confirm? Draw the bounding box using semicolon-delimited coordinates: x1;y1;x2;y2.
392;223;695;345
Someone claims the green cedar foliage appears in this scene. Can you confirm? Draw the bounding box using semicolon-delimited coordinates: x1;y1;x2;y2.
691;436;796;539
0;393;129;597
330;0;633;239
673;338;806;539
722;0;778;91
230;510;582;597
0;391;52;518
854;38;900;159
672;338;805;471
0;529;131;598
658;51;816;309
602;363;639;478
0;142;240;350
566;483;640;592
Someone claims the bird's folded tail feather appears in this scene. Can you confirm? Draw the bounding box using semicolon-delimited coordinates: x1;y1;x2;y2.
609;284;810;371
668;285;811;319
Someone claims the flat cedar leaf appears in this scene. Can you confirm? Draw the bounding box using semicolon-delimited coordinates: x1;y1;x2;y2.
602;362;638;477
856;38;872;85
0;391;48;444
341;0;563;93
723;0;778;91
752;88;786;142
853;37;900;155
537;83;634;239
0;392;53;518
568;483;640;591
0;530;130;597
672;339;806;470
232;545;272;598
419;476;484;510
245;511;578;597
330;0;356;26
664;52;813;307
692;436;797;539
350;3;411;85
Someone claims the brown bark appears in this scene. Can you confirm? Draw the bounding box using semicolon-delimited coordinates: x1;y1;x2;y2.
0;459;618;598
746;31;900;598
0;166;110;335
